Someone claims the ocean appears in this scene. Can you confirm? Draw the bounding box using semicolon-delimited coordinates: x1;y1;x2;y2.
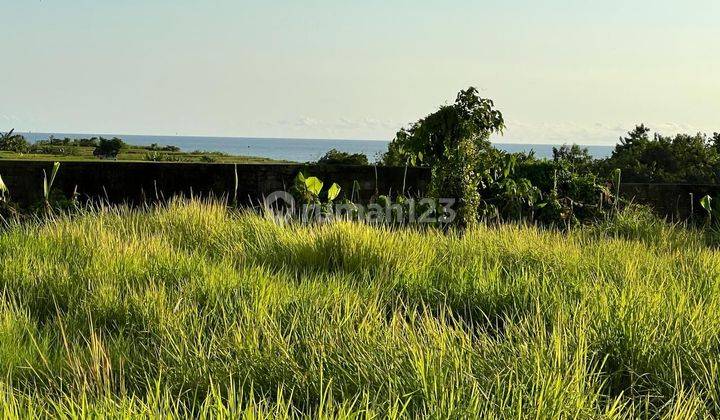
21;132;615;162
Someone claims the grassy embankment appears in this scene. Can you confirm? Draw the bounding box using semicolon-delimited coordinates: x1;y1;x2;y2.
0;200;719;417
0;146;284;164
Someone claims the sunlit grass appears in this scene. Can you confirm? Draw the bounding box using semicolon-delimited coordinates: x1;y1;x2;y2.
0;199;718;417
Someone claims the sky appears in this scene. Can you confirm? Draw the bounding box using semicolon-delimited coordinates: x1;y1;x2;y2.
1;0;719;144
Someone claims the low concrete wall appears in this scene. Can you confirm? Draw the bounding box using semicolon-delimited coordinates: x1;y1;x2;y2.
0;161;431;207
620;183;720;219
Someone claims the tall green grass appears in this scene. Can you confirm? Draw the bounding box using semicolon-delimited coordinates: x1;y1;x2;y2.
0;199;718;417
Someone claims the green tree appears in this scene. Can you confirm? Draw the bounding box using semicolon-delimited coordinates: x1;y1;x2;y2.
383;87;505;227
0;129;29;153
552;144;594;173
318;149;369;165
93;137;126;159
604;125;719;183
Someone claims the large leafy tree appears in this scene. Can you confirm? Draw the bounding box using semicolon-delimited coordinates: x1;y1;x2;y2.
383;87;504;167
383;87;505;227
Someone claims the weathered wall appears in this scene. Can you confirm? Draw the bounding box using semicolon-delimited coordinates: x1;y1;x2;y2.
619;183;720;220
0;161;431;207
1;160;718;219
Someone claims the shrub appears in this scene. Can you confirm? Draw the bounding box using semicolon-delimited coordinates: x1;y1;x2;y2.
144;152;187;162
93;137;126;158
0;129;29;153
28;145;82;156
318;149;369;165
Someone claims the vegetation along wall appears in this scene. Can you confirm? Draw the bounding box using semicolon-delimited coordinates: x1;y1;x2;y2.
0;160;718;219
0;161;430;207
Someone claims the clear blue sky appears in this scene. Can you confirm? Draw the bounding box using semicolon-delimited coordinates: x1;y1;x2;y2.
2;0;719;144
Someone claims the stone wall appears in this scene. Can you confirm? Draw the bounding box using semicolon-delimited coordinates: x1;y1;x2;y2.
0;161;431;207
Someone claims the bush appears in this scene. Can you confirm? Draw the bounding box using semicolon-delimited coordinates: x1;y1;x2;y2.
318;149;369;165
93;137;126;158
144;152;188;162
0;129;29;153
199;155;216;163
147;143;181;152
28;145;82;156
601;125;720;183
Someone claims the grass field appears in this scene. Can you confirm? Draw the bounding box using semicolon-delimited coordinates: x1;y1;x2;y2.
0;200;719;417
0;146;284;164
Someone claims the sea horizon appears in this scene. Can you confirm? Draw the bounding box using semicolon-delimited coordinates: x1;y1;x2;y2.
20;132;616;162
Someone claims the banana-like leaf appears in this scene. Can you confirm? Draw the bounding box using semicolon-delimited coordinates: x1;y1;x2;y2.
700;195;712;214
43;162;61;200
0;174;8;195
305;177;323;196
50;162;60;188
327;183;341;201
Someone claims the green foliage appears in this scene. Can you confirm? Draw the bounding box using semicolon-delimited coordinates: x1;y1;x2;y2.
552;143;594;173
0;174;8;202
147;143;181;152
602;124;720;183
198;155;216;163
383;87;505;227
144;152;188;162
327;182;341;201
29;144;83;156
700;195;713;217
0;129;29;153
699;194;720;226
42;162;60;202
92;137;126;158
0;200;716;416
292;172;341;204
318;148;369;165
41;161;62;214
36;135;99;148
477;153;613;226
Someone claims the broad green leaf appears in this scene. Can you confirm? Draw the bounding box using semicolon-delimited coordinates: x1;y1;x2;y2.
305;177;323;196
327;183;341;201
0;174;7;193
700;195;712;214
377;195;391;208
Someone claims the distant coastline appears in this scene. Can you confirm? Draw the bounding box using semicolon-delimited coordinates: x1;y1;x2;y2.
20;132;615;162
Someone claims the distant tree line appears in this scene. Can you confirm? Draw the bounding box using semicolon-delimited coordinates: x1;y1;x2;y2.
0;132;184;159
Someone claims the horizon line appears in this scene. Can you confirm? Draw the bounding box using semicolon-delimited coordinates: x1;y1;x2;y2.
18;130;620;147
